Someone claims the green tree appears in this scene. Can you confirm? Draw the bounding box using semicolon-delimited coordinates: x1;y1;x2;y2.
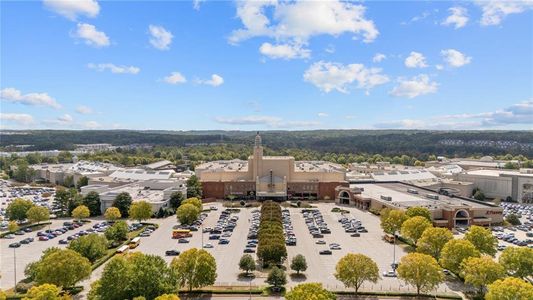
474;190;486;201
68;233;108;263
92;256;130;300
13;160;36;182
23;283;65;300
104;207;121;221
506;214;521;225
460;256;505;295
6;198;34;221
169;191;184;210
464;225;498;256
170;248;217;292
63;175;74;188
186;175;202;198
290;254;308;275
176;203;200;225
34;249;91;288
104;220;128;242
266;266;287;290
439;239;480;274
127;253;178;299
53;187;71;215
112;192;133;218
238;254;256;276
417;227;453;259
380;209;407;234
128;201;153;222
397;253;444;295
71;205;90;221
8;220;19;232
26;206;50;225
334;253;379;295
82;191;101;217
498;247;533;279
485;277;533;300
76;176;89;188
285;283;336;300
405;206;432;221
181;197;202;210
400;216;432;245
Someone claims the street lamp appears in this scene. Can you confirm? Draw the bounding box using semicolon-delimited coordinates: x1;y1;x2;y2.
391;231;398;271
13;247;17;293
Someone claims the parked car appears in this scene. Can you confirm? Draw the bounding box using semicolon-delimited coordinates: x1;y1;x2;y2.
319;250;332;255
383;270;397;277
165;250;180;256
9;242;21;248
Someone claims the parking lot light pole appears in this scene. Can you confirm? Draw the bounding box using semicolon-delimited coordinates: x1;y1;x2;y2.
13;247;17;293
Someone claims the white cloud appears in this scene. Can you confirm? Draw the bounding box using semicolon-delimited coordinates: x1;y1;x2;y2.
374;99;533;129
84;121;101;129
404;51;428;68
214;115;320;128
317;112;329;118
88;63;140;74
373;53;386;63
76;105;93;114
193;0;204;10
196;74;224;87
476;1;533;26
1;87;61;109
43;0;99;20
442;6;469;29
303;61;389;94
74;23;110;47
441;49;471;68
148;25;173;50
389;74;438;98
435;64;444;70
57;114;74;123
259;42;310;60
402;11;431;25
163;72;187;84
230;0;378;46
0;113;34;125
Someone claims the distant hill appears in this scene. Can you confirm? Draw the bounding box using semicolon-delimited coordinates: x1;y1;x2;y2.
1;130;532;157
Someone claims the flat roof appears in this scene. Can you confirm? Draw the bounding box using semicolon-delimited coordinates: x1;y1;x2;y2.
354;182;491;209
102;184;165;203
466;169;533;178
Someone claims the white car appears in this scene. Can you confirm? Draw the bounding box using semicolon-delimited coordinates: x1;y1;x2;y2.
203;243;214;248
383;270;397;277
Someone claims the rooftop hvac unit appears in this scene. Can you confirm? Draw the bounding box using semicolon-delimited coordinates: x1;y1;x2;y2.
380;195;392;201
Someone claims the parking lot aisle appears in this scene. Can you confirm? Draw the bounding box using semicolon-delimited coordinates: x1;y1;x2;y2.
0;219;94;290
286;208;333;286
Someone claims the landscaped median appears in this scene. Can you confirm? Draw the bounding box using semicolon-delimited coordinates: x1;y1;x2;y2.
0;222;52;238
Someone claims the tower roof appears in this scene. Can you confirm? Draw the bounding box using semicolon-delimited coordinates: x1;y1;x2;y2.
254;132;262;147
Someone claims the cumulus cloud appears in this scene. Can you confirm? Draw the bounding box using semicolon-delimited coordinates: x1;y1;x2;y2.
148;25;173;50
196;74;224;87
57;114;73;123
374;100;533;129
389;74;438;98
76;105;93;114
229;0;379;54
214;115;320;129
476;1;533;26
373;53;386;63
259;42;310;60
441;49;471;67
88;63;140;74
74;23;110;47
163;72;187;84
303;61;389;94
1;87;61;109
404;51;428;68
84;121;101;129
43;0;99;20
442;6;469;29
0;113;34;125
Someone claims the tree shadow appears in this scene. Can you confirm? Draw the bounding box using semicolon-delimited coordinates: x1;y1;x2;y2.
289;273;307;282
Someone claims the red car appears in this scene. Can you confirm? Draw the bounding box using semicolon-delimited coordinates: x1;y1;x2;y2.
38;236;49;241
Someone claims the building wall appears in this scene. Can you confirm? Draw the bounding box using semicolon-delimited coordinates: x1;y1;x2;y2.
319;182;348;200
202;181;225;199
457;173;512;199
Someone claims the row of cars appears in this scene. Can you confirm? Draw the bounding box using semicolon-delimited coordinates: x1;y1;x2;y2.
244;210;261;253
338;216;368;236
283;209;297;246
7;220;86;248
501;202;533;219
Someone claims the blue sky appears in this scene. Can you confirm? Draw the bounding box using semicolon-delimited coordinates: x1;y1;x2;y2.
1;0;532;130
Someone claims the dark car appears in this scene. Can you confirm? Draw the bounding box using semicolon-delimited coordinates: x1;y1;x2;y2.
20;238;31;244
209;235;220;240
14;231;25;236
58;239;68;245
24;227;33;233
165;250;180;256
351;233;361;237
9;242;21;248
178;238;190;243
36;231;46;237
312;233;324;238
319;250;332;255
243;248;255;253
218;239;230;245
